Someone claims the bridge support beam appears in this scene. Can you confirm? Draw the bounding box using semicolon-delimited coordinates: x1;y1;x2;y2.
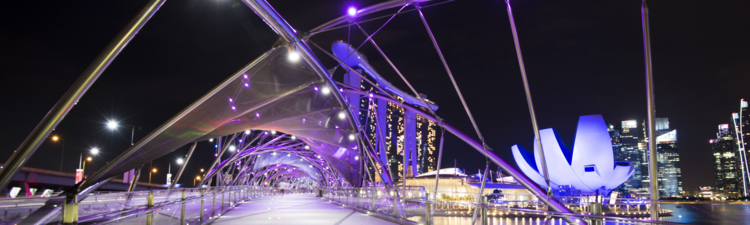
62;193;78;224
146;190;154;225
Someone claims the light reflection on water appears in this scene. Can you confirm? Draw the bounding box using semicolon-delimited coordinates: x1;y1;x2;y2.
409;203;750;225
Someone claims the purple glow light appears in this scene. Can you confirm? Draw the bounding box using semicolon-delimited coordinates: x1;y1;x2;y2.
214;153;218;157
335;125;339;129
339;88;343;92
243;74;248;79
256;112;260;117
347;7;357;16
369;93;373;98
302;118;306;123
244;82;249;87
231;106;236;110
314;86;318;91
229;98;233;102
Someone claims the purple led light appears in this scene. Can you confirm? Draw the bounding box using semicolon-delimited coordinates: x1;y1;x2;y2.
231;106;236;110
244;82;249;87
256;112;260;117
264;131;268;135
314;86;318;91
243;74;248;79
214;153;218;157
229;98;233;102
302;118;306;123
335;125;339;129
369;93;374;98
347;7;357;16
339;88;343;92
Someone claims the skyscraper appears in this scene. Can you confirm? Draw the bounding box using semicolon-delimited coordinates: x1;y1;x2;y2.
343;67;442;184
732;99;750;197
712;124;741;197
641;117;683;197
612;120;643;193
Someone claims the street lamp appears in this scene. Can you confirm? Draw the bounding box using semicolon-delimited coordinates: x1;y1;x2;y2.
149;168;157;184
194;175;201;187
106;120;137;145
200;168;204;173
90;147;99;155
51;135;65;172
81;155;93;176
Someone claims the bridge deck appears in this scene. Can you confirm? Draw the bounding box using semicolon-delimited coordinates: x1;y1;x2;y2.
209;194;397;225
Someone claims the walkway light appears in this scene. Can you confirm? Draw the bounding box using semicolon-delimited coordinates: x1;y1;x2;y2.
338;112;346;119
347;7;357;16
321;86;330;95
288;51;300;62
229;145;236;151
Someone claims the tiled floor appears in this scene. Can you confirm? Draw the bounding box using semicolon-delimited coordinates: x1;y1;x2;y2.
209;194;397;225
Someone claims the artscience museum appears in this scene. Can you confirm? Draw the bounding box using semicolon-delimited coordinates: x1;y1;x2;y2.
512;115;635;194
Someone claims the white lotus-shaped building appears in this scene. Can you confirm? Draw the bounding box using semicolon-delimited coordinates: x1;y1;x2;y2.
512;115;635;193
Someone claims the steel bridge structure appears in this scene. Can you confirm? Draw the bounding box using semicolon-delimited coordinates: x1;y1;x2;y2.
0;0;668;224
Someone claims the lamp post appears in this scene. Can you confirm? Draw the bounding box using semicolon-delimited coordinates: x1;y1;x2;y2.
51;136;64;172
149;168;157;184
81;155;93;176
194;176;201;187
107;120;137;145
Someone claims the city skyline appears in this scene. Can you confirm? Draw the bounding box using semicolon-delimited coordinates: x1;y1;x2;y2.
1;0;749;194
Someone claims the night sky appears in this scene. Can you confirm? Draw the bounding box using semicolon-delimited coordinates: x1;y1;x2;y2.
1;0;749;193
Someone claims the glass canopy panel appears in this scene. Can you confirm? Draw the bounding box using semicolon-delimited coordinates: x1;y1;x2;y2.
252;152;323;182
95;45;362;186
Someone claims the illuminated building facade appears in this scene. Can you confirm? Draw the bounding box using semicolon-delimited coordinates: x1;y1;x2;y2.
732;99;750;196
610;120;643;193
512;115;635;194
711;124;741;197
335;42;442;184
641;117;683;197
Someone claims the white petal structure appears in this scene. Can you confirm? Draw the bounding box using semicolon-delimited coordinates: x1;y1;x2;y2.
512;115;635;193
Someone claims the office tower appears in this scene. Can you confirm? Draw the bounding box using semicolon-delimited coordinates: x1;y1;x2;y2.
612;120;643;193
732;99;750;196
641;117;683;197
712;124;742;197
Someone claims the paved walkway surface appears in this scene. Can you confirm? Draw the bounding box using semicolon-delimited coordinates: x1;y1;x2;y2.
209;194;397;225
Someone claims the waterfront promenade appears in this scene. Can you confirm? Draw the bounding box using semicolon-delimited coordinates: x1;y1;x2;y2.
209;194;398;225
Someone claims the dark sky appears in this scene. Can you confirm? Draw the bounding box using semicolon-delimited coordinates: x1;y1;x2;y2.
1;0;749;192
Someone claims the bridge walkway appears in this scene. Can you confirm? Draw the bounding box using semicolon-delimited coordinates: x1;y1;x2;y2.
208;193;397;225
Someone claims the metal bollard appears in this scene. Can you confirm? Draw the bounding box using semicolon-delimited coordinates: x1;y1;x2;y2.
212;188;217;217
199;189;205;224
180;189;186;225
481;196;488;225
371;190;375;211
425;193;432;225
392;192;398;217
146;191;154;225
356;189;360;208
590;202;603;225
221;187;225;212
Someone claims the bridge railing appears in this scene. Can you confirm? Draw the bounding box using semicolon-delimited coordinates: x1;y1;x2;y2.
319;186;675;225
4;185;278;224
0;195;65;224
